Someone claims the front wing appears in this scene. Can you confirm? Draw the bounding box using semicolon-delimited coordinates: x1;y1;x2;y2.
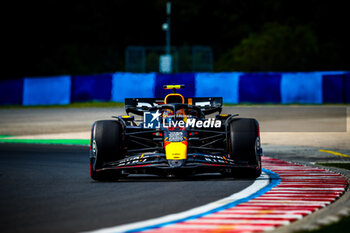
96;153;258;175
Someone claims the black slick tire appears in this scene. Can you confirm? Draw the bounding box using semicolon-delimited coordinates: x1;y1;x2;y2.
90;120;123;181
229;118;262;178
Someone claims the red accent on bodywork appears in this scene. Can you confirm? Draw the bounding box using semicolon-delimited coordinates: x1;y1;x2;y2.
152;132;163;137
117;164;152;168
164;141;171;147
96;164;152;171
201;163;227;167
167;127;186;131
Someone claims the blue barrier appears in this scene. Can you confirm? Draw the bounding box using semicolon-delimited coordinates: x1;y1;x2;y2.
281;72;323;104
22;76;71;106
2;71;349;106
239;73;281;103
322;74;344;103
281;71;347;104
155;73;195;98
345;73;350;103
111;73;156;102
195;73;240;103
71;74;112;102
0;79;23;105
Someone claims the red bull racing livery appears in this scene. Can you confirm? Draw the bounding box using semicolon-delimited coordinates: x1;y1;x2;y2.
90;85;263;181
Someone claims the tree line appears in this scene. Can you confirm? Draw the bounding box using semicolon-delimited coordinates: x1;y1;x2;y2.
1;0;349;79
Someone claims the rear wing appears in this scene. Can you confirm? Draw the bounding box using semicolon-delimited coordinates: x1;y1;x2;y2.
125;97;222;116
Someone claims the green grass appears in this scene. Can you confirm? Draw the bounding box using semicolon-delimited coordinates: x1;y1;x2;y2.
299;162;350;233
299;215;350;233
317;163;350;170
0;137;90;146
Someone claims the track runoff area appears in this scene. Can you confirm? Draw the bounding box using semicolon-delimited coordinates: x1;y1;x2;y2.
87;157;347;233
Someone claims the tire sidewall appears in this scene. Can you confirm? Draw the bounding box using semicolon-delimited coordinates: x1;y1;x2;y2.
90;120;123;181
229;118;262;178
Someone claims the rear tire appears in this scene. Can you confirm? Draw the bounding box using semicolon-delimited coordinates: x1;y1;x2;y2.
90;120;124;181
229;118;262;178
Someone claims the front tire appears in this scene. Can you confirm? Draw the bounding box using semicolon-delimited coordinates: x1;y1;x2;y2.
90;120;124;181
229;118;262;178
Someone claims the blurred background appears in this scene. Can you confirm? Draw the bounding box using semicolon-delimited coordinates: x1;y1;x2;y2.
1;0;349;79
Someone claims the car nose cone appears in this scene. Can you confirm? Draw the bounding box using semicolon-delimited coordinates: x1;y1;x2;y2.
168;159;185;168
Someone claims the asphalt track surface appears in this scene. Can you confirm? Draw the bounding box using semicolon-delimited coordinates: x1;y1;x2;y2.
0;143;255;233
1;106;349;233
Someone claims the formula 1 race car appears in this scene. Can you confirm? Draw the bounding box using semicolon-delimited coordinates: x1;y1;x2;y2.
90;85;263;181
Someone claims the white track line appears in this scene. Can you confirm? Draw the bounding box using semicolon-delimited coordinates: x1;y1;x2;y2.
202;214;303;219
84;172;271;233
186;219;291;225
163;224;275;231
